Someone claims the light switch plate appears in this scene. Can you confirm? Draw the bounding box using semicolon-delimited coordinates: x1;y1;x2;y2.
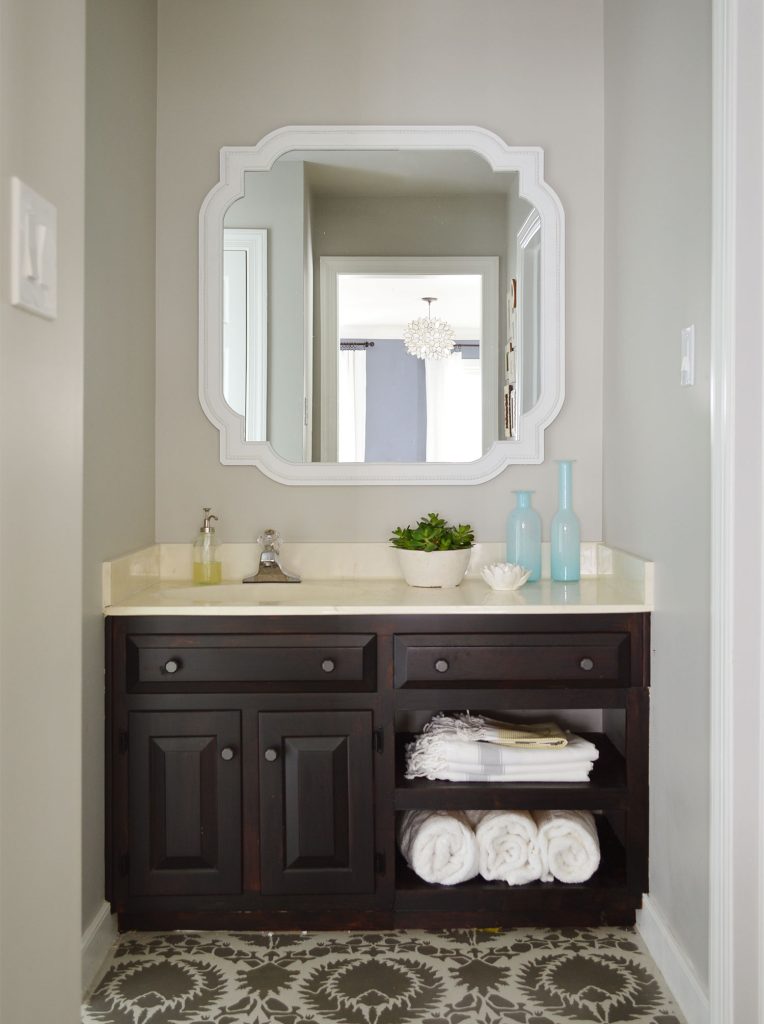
680;324;695;386
10;176;57;320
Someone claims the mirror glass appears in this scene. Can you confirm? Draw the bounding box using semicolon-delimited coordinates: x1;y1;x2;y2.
199;127;564;484
221;149;538;464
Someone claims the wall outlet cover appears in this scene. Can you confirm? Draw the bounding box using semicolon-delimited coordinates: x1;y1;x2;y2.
10;177;58;320
680;325;695;387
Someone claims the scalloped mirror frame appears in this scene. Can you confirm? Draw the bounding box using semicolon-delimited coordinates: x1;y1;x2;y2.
199;125;565;485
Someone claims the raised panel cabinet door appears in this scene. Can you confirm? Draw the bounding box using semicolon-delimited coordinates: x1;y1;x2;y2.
128;710;242;896
259;710;375;895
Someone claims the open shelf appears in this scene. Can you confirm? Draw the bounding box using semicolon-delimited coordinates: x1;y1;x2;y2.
394;816;634;917
394;731;627;811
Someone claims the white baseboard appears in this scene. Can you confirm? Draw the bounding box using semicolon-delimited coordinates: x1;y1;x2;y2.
81;901;118;998
637;894;710;1024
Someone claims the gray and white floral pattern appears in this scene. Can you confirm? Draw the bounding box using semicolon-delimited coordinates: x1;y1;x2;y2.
83;929;684;1024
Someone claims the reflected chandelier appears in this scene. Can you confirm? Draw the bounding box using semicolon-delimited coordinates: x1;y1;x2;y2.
402;297;455;360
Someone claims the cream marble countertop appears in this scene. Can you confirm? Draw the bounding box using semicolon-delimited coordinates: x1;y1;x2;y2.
103;543;653;616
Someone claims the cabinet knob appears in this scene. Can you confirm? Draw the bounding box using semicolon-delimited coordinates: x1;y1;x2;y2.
579;657;595;671
264;747;279;762
321;658;336;673
163;659;180;674
220;746;235;761
434;658;449;673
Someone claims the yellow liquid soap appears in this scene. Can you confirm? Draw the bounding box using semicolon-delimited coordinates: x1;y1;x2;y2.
193;561;222;585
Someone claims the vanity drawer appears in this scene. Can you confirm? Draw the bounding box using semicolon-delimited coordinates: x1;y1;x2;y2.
126;633;376;692
394;632;631;688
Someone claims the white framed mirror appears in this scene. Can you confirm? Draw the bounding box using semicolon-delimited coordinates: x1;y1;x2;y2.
199;125;565;485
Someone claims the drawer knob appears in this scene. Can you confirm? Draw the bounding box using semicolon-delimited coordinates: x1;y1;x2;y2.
220;747;235;761
163;659;180;674
434;658;449;673
264;747;279;762
321;658;336;673
579;657;595;671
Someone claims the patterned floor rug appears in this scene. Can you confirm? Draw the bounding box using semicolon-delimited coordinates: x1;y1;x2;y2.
82;928;685;1024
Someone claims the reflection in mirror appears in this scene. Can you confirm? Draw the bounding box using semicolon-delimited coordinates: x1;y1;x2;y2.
324;264;496;463
222;148;533;465
336;276;483;463
222;228;267;439
199;126;565;484
518;211;542;413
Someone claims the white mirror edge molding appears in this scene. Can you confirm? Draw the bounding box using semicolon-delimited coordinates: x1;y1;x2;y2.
199;124;565;486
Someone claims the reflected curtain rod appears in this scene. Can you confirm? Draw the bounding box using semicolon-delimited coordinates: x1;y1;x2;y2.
340;338;479;350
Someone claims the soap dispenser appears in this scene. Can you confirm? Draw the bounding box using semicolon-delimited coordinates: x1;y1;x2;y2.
193;507;222;584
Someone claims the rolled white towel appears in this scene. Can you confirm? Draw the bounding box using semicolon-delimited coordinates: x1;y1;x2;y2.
398;809;480;885
534;809;601;883
468;809;542;885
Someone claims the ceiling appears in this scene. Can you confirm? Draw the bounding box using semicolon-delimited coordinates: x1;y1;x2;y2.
338;273;482;338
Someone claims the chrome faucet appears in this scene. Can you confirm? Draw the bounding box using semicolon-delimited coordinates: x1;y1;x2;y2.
243;529;301;583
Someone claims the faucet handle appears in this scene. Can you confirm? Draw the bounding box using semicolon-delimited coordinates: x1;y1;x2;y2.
257;529;281;553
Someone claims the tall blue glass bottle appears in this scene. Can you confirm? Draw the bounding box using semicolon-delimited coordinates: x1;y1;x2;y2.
551;460;580;581
506;490;541;582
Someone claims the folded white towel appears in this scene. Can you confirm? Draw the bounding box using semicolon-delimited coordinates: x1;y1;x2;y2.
467;809;543;885
414;764;594;783
534;809;601;883
405;732;598;780
398;809;480;885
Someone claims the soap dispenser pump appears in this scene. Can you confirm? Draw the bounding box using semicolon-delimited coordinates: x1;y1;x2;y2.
193;507;222;585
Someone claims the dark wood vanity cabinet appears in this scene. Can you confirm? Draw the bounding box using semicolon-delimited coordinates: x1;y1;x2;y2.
127;710;242;898
106;611;649;930
259;710;376;896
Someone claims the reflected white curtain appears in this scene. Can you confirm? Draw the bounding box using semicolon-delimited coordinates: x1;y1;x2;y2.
425;353;482;462
338;349;367;462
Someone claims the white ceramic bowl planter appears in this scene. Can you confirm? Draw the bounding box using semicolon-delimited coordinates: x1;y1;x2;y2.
396;547;472;588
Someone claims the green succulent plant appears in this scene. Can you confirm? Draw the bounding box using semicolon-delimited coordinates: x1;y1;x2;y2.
389;512;475;552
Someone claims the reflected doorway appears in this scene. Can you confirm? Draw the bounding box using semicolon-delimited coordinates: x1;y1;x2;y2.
320;257;499;463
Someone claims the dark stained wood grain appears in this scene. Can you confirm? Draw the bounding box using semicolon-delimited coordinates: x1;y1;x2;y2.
128;710;241;896
394;632;630;687
106;610;650;929
259;710;375;895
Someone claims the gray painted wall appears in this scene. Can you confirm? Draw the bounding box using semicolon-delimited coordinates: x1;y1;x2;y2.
0;0;86;1018
154;0;605;545
82;0;157;938
603;0;711;986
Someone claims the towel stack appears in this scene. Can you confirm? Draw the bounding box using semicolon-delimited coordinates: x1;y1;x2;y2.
404;713;599;783
398;807;601;886
399;714;602;886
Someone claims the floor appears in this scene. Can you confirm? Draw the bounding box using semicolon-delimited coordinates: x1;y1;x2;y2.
82;928;685;1024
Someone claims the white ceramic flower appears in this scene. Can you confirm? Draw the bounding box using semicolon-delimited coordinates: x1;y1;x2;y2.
480;562;532;591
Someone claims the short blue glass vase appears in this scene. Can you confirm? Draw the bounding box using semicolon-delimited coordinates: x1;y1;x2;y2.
506;490;541;582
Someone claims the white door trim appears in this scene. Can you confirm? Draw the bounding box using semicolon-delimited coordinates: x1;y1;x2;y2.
709;0;764;1020
709;0;735;1015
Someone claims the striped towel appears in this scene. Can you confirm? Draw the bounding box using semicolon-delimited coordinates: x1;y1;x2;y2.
422;713;568;749
405;731;598;781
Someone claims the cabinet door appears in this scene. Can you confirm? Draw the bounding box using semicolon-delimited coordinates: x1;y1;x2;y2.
129;711;241;896
259;711;375;895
